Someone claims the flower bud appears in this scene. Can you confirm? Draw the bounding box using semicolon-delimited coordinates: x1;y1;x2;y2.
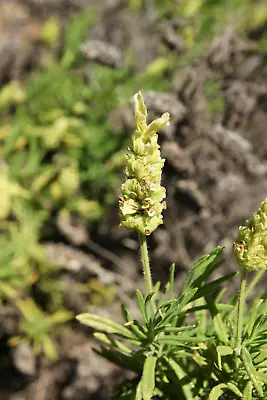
119;92;170;235
233;198;267;271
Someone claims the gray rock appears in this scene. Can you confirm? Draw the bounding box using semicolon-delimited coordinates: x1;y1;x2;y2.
12;343;36;376
81;39;124;68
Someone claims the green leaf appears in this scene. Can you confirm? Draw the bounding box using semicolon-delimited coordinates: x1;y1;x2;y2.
125;320;147;340
250;314;267;340
166;334;206;343
183;246;224;294
168;358;194;400
144;292;156;321
193;259;224;288
42;335;58;360
94;347;141;374
226;382;242;397
31;168;57;193
216;346;233;370
209;384;229;400
140;356;157;400
121;304;132;323
168;263;175;300
155;338;193;348
0;282;17;298
244;299;263;337
136;290;147;325
48;310;73;325
60;8;98;69
164;324;198;333
135;379;142;400
155;292;197;329
209;382;242;399
191;272;237;302
156;335;205;346
241;345;264;397
76;313;134;338
94;332;133;354
243;382;253;400
205;296;228;344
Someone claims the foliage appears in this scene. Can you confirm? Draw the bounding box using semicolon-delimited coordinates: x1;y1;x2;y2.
1;0;267;369
0;5;172;359
154;0;267;65
10;298;72;360
78;241;267;399
78;93;267;399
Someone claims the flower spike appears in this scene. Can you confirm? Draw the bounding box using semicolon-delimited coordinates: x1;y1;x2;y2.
119;92;170;235
233;198;267;271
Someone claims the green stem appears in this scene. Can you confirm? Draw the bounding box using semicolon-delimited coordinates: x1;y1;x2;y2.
235;268;248;357
139;232;153;294
246;269;265;298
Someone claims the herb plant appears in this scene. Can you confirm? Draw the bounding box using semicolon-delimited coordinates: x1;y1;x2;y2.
10;298;72;360
77;92;267;399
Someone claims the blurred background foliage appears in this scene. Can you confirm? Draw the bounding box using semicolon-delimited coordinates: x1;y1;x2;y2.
0;0;267;360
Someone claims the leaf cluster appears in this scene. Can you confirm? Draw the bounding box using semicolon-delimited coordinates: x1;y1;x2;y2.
9;298;73;360
78;245;267;399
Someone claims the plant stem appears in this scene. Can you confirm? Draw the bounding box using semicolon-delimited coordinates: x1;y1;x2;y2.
246;269;265;298
235;268;248;357
139;232;153;294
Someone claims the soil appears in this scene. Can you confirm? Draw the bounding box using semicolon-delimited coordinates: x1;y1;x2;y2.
1;0;267;399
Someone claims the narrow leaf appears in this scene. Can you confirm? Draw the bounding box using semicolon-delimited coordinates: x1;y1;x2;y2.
226;382;242;397
121;304;132;323
168;358;194;400
93;332;133;354
216;346;233;370
209;384;229;400
183;246;223;293
194;259;224;288
140;356;157;400
206;296;228;344
241;345;264;397
76;313;134;338
135;379;142;400
136;290;147;325
191;272;237;302
144;292;156;321
243;381;253;400
94;347;141;373
169;263;175;300
246;300;263;337
164;324;197;333
125;320;147;340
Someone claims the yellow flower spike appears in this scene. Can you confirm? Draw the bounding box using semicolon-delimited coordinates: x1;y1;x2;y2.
120;92;170;235
233;198;267;271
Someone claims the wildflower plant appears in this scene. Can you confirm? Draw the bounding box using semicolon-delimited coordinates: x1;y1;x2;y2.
10;298;73;360
77;93;267;399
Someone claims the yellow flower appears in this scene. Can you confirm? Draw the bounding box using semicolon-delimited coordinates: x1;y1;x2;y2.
119;92;170;235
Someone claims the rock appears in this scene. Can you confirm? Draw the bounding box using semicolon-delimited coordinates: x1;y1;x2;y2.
158;22;185;52
12;343;36;376
81;39;124;68
162;141;195;176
